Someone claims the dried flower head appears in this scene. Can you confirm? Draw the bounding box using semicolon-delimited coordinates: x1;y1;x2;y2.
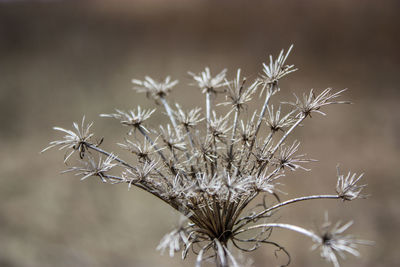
41;116;95;162
274;141;315;171
132;76;178;99
156;215;190;258
208;111;231;140
336;167;367;201
158;124;186;151
63;154;117;182
286;88;350;117
122;159;158;187
312;214;374;267
259;44;297;86
44;46;370;267
265;105;295;132
100;107;155;134
174;104;204;129
118;136;162;162
219;69;258;111
188;67;227;93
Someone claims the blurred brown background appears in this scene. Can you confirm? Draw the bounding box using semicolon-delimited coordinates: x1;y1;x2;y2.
0;0;399;266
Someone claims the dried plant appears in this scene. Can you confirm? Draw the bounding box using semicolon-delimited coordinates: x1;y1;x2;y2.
43;45;371;267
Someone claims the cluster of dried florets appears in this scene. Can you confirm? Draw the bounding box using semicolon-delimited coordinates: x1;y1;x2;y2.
43;45;371;267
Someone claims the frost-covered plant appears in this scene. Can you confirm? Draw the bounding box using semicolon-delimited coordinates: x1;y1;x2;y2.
43;46;371;267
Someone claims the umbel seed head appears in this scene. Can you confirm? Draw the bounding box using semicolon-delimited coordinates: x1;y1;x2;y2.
43;45;370;267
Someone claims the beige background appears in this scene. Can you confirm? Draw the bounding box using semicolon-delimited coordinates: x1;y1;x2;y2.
0;0;399;266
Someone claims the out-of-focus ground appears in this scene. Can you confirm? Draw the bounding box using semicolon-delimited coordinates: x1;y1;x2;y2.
0;0;399;266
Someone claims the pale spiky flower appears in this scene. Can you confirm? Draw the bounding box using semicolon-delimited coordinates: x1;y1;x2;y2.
122;159;158;187
174;104;204;129
237;117;257;147
336;167;366;201
264;105;295;132
287;88;350;117
223;169;253;197
208;111;231;140
259;44;297;86
63;154;117;182
252;168;284;194
312;214;373;267
219;69;258;110
158;124;186;151
157;227;186;257
44;46;370;267
100;107;155;134
118;136;162;162
132;76;178;99
188;67;227;93
274;141;315;171
41;116;95;162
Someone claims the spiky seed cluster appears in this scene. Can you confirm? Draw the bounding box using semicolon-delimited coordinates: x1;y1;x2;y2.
41;116;95;161
63;154;117;182
219;69;257;111
336;167;367;201
43;46;370;267
259;44;297;86
312;214;374;267
132;76;178;99
100;107;155;134
188;67;227;94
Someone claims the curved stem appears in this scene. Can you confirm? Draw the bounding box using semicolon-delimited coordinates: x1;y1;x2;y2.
235;223;322;242
234;194;340;232
101;174;183;213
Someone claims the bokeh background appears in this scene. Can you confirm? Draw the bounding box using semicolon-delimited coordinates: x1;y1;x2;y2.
1;0;399;266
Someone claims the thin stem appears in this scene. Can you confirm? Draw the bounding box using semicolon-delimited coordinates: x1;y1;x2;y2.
234;194;340;231
185;126;195;150
263;194;339;215
228;109;239;170
85;143;133;169
270;114;306;156
235;223;321;242
206;91;211;134
137;126;167;162
261;131;274;153
244;83;273;165
86;141;170;185
160;97;178;132
101;174;182;212
228;192;258;230
254;83;273;138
